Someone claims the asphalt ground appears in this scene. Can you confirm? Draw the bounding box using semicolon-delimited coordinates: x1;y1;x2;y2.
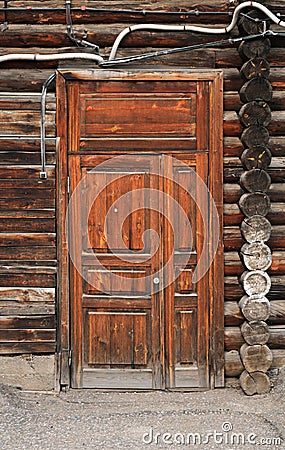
0;370;284;450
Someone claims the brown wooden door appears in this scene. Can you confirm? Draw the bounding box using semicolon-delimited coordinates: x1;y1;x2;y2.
57;70;224;389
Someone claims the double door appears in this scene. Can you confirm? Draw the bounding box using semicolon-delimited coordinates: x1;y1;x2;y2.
57;69;224;389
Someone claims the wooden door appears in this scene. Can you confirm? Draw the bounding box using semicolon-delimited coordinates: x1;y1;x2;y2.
57;70;224;390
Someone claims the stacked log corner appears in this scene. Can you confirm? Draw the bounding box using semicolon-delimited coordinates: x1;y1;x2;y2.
237;10;273;395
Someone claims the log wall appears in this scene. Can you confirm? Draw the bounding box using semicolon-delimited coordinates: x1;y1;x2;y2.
0;0;285;385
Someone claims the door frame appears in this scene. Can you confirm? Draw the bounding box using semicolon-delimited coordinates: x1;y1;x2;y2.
56;68;224;389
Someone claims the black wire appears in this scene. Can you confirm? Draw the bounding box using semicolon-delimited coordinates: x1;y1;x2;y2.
99;30;279;67
65;0;99;52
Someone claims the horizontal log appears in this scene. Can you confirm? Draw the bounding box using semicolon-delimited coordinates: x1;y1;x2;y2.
224;203;285;226
0;24;234;48
224;350;243;376
0;246;56;260
0;166;55;179
225;299;285;326
224;275;285;301
0;177;55;189
223;136;285;157
224;111;285;137
0;301;55;315
0;209;55;219
0;273;55;287
0;328;55;342
0;197;55;210
0;2;239;25
224;225;285;250
0;93;55;110
0;233;55;246
225;326;285;350
0;218;55;232
0;138;56;152
224;91;285;112
225;348;285;376
0;315;55;329
0;287;55;302
0;152;56;165
0;188;55;199
224;156;285;181
224;251;285;275
0;342;56;354
0;110;55;136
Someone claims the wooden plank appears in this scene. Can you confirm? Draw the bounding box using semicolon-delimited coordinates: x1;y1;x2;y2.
0;233;55;246
110;313;133;364
0;328;55;342
0;166;55;179
0;342;56;353
0;315;55;328
0;93;55;110
0;273;55;287
0;110;55;136
0;151;55;165
0;247;56;260
0;302;55;315
0;218;55;232
88;312;110;365
133;313;148;366
0;287;55;302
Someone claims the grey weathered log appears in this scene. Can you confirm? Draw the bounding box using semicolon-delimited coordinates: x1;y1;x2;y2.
240;343;273;372
240;242;272;271
241;215;272;243
240;270;271;296
239;101;272;127
239;294;271;321
225;350;244;376
225;349;285;377
239;169;271;193
239;370;271;395
238;10;270;36
238;38;271;60
241;125;270;148
240;78;273;103
240;146;272;170
240;57;270;81
239;192;270;217
241;320;270;345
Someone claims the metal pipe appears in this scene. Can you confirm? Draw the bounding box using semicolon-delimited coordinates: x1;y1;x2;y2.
40;72;56;179
0;52;104;64
109;1;285;59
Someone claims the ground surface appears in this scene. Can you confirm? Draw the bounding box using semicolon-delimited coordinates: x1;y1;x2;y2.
0;372;284;450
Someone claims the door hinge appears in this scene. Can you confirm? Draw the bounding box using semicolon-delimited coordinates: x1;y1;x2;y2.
68;350;72;366
67;176;70;194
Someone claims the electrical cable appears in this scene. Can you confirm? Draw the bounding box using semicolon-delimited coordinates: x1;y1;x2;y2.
101;30;277;67
108;1;285;59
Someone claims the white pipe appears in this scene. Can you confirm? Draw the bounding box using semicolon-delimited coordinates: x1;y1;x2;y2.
109;1;285;60
0;52;104;64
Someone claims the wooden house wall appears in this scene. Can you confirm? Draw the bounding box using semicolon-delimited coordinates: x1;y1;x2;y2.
0;0;285;383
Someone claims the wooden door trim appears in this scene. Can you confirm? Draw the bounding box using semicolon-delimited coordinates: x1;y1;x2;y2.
56;69;224;389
